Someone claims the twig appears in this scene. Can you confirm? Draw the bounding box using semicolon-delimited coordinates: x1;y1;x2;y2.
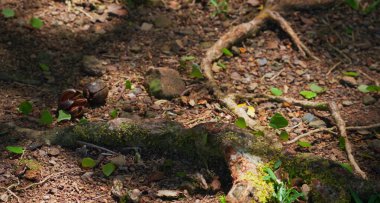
77;140;117;154
18;171;68;191
327;61;342;76
347;123;380;130
270;68;285;80
329;102;367;179
284;127;336;144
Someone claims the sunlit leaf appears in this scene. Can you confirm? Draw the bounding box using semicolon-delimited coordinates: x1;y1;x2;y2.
343;71;359;77
102;162;116;176
358;85;369;93
269;113;288;129
30;17;44;29
190;64;204;79
40;109;53;125
309;83;325;93
2;8;15;18
270;87;283;96
300;91;317;99
57;110;71;122
274;160;282;170
81;157;96;168
235;117;247;128
219;195;227;203
18;101;32;115
221;48;233;57
340;163;353;173
298;141;312;148
247;106;256;117
367;85;380;92
6;146;24;154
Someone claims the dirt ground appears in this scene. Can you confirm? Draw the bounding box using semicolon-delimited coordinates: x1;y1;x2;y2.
0;0;379;202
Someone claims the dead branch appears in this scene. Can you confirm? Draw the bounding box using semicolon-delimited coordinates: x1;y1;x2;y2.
329;102;367;179
347;123;380;130
284;127;337;144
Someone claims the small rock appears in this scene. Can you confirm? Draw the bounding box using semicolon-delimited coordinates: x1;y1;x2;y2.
81;172;94;182
47;147;60;156
309;119;326;128
0;193;8;202
248;82;258;92
302;113;316;123
256;58;268;66
156;190;182;198
145;67;186;99
43;195;50;200
140;22;153;31
247;0;260;6
362;95;376;105
340;76;357;87
230;72;242;80
110;155;127;167
24;169;40;181
82;55;106;76
301;184;311;198
342;100;353;106
153;15;171;28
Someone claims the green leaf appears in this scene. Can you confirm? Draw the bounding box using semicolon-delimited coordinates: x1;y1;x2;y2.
57;110;71;122
109;109;118;119
343;71;359;77
190;64;204;79
217;61;226;69
221;48;233;57
125;80;132;90
279;130;289;141
235;117;247;129
30;17;44;29
219;195;227;203
79;118;88;124
367;85;380;92
39;63;49;72
363;0;380;14
40;109;53;125
149;79;161;94
81;157;96;168
265;167;277;181
18;101;33;115
300;91;317;99
2;8;15;18
273;160;282;170
309;83;325;93
338;136;345;150
339;163;353;173
6;146;24;154
345;0;359;10
253;130;265;137
350;189;363;203
270;87;283;96
269;113;288;129
298;141;312;148
102;162;116;177
358;85;370;93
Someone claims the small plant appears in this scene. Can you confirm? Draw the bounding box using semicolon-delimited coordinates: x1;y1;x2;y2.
190;64;204;79
270;87;283;96
209;0;229;16
219;195;227;203
6;146;24;154
235;117;247;128
2;8;15;18
221;48;233;57
109;109;118;119
269;113;288;129
125;80;132;90
40;109;54;125
30;17;44;29
264;167;304;203
300;90;317;100
102;162;116;176
18;101;33;115
57;110;71;122
81;157;96;168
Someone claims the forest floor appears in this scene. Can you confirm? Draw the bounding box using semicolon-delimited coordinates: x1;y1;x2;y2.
0;0;379;202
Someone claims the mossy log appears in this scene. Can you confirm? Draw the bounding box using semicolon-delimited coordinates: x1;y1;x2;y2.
8;118;379;202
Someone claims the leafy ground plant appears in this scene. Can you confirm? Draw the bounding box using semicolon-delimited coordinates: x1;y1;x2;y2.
2;8;15;18
209;0;228;16
6;146;24;154
18;101;32;115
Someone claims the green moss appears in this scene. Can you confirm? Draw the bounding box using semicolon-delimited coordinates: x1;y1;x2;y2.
19;159;41;170
242;164;274;203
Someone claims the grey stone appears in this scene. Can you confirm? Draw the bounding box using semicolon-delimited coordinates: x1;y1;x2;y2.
230;72;242;81
140;22;153;31
302;113;316;123
362;95;376;105
145;67;186;99
309;119;326;128
82;55;106;76
256;58;268;66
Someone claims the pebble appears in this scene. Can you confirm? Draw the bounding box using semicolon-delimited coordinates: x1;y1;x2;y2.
140;22;153;31
309;119;326;128
342;100;353;106
256;58;268;66
43;195;50;200
230;72;242;80
362;95;376;105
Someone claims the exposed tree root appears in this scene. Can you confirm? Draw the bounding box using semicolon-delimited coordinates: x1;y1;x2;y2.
329;102;367;179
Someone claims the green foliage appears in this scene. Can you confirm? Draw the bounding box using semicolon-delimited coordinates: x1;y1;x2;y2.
79;118;88;124
18;101;33;115
190;64;204;79
253;130;265;137
273;160;282;170
338;136;345;150
39;63;49;72
358;85;370;93
2;8;15;18
269;113;288;129
345;0;359;9
180;56;196;61
279;130;289;141
363;0;380;14
219;195;227;203
102;162;116;176
264;167;304;203
367;85;380;92
345;0;380;14
270;87;283;96
57;110;71;122
81;157;96;168
339;163;353;173
221;48;233;57
309;83;325;93
300;91;317;99
235;117;247;128
217;61;226;69
350;189;363;203
109;109;118;119
298;141;312;148
125;80;132;90
40;109;53;125
6;146;24;154
149;79;161;94
343;71;359;77
209;0;228;16
30;17;44;29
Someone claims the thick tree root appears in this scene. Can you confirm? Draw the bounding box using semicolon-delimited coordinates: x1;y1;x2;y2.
2;119;379;202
